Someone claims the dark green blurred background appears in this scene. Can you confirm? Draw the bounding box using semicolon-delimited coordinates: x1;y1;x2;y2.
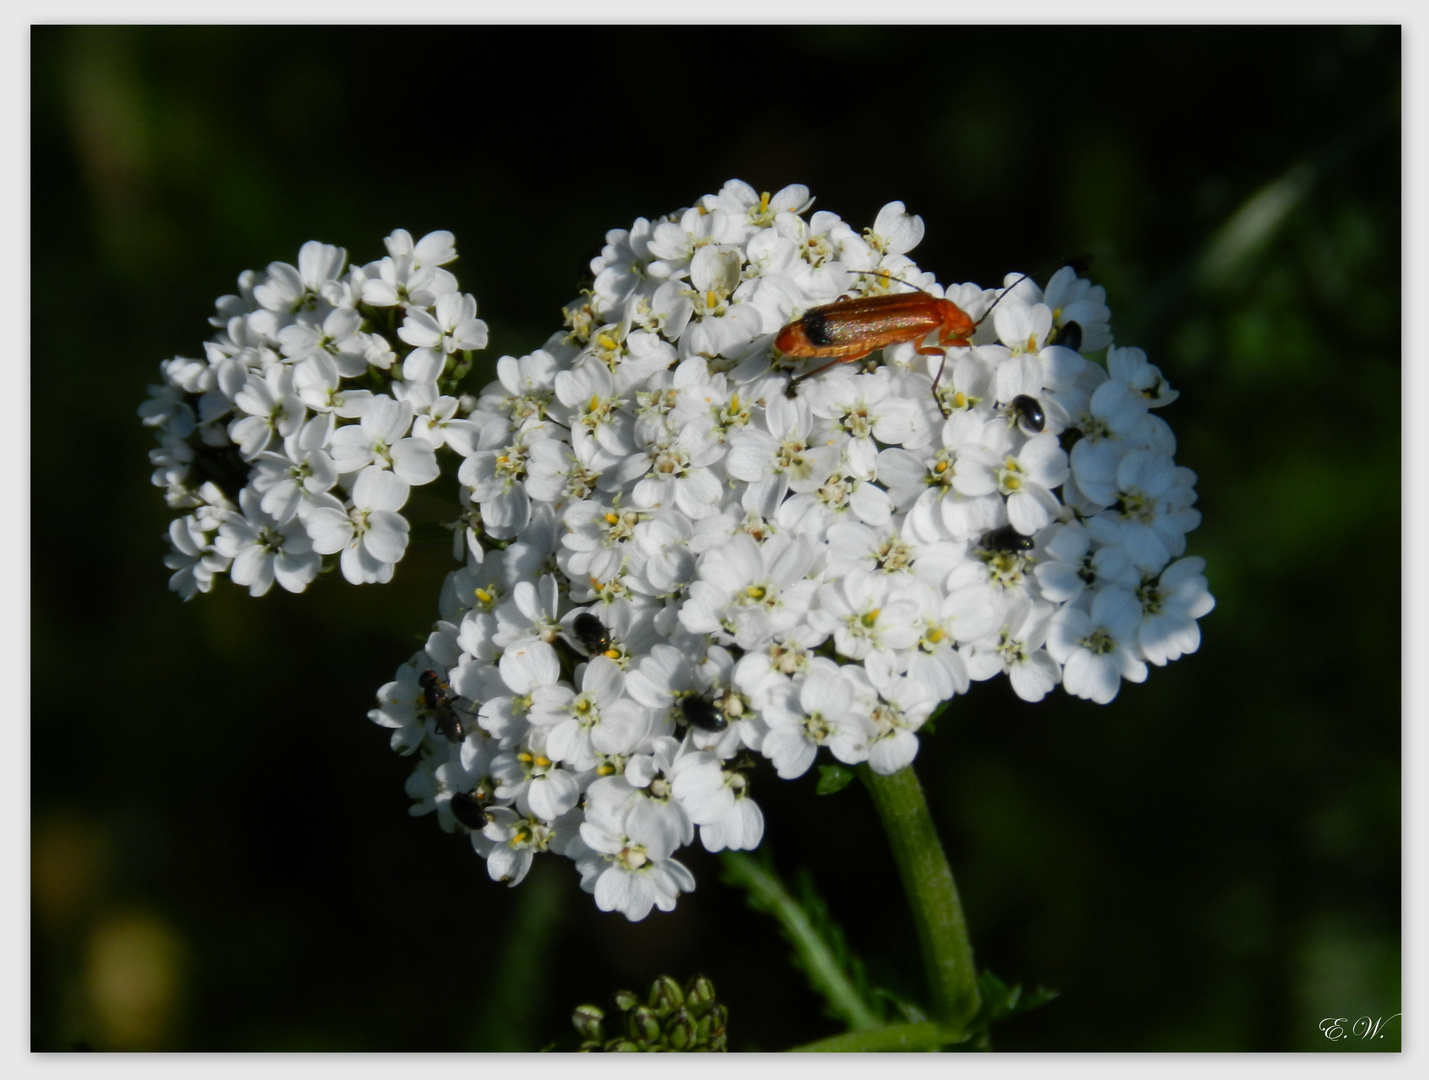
31;25;1400;1052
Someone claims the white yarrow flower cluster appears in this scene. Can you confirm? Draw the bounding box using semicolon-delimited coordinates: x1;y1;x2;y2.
139;231;486;597
366;181;1214;921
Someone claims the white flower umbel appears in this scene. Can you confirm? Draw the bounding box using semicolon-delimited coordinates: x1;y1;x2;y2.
140;233;485;597
143;184;1211;921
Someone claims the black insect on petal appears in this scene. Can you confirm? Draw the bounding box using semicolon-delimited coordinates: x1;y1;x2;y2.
1011;394;1046;433
450;791;489;831
981;525;1035;553
1056;321;1083;352
419;669;465;743
679;695;728;733
572;612;613;656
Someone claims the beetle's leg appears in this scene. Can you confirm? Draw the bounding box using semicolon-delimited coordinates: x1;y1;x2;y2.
786;351;872;396
925;333;971;418
914;344;952;419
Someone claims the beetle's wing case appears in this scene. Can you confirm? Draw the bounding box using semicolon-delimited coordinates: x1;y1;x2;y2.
800;292;945;352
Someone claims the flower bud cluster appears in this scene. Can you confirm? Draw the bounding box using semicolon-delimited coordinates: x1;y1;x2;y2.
138;231;487;597
371;180;1215;920
573;974;727;1052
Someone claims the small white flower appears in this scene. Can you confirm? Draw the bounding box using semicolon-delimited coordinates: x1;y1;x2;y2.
1047;586;1148;704
865;201;925;256
679;533;821;650
305;466;411;584
573;794;696;921
229;367;305;460
1089;451;1201;572
253;241;347;313
810;570;921;661
368;661;429;755
481;806;578;886
162;513;229;600
398;292;490;383
360;230;459;309
212;488;320;596
762;658;874;779
1136;557;1215;666
1043;265;1112;352
530;656;651;771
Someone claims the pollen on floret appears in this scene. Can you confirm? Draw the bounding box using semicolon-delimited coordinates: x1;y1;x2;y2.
1084;628;1116;655
618;845;649;871
1120;492;1153;522
861;609;881;628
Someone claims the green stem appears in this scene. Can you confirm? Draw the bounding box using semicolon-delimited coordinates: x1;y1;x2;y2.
720;852;881;1032
791;1021;956;1053
858;763;980;1033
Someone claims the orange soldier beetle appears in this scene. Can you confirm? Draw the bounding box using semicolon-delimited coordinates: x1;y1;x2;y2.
777;270;1031;417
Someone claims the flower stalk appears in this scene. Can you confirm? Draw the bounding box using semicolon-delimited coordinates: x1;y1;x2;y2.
858;762;980;1034
792;1021;950;1053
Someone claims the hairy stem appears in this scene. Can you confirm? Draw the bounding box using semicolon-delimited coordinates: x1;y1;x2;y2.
858;763;980;1032
792;1021;954;1053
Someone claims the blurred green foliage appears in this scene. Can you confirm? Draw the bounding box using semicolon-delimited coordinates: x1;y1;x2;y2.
32;25;1399;1052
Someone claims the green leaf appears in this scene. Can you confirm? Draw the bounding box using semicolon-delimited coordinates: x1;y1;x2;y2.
1015;985;1060;1014
816;764;856;794
720;851;883;1032
872;985;928;1025
973;969;1060;1025
977;971;1015;1018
